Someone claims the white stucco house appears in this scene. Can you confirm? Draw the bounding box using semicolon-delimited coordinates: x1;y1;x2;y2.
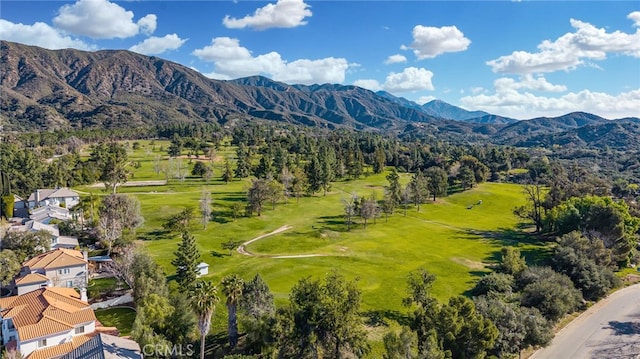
14;249;88;296
27;188;80;210
8;220;79;249
0;287;97;359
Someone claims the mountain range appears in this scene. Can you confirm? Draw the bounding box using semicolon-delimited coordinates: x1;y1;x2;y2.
1;40;638;149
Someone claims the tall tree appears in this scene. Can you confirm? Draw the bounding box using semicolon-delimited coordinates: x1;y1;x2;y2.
247;178;270;216
199;190;212;229
424;167;448;201
222;159;234;183
191;280;220;359
171;231;201;289
1;230;52;263
386;168;402;209
373;146;386;174
221;274;244;349
99;194;144;255
234;144;252;179
360;196;378;229
89;142;131;194
409;170;428;211
291;166;308;202
279;166;294;203
267;178;285;210
162;207;195;233
343;194;358;231
513;183;545;233
0;249;21;293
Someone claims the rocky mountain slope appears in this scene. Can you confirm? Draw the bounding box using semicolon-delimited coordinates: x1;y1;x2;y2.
1;40;638;150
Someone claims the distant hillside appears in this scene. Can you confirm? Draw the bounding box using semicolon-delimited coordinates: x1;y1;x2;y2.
1;40;639;150
0;41;440;132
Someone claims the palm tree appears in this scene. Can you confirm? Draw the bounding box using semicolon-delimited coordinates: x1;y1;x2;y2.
221;274;244;349
191;280;219;359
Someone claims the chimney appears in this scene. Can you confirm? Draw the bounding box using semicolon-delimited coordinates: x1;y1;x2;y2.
35;189;40;206
80;287;87;302
83;250;88;261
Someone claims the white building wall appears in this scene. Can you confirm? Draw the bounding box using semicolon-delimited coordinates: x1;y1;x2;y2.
45;264;87;289
19;330;71;358
16;282;48;296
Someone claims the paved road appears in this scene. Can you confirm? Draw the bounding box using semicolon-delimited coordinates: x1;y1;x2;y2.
531;284;640;359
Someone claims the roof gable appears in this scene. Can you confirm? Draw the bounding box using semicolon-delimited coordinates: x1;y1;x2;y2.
23;249;86;270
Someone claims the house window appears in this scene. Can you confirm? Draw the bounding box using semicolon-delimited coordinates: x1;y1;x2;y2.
75;326;84;334
38;339;47;348
58;269;63;275
66;281;74;288
64;268;70;274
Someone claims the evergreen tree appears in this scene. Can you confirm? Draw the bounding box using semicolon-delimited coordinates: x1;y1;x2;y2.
222;159;234;183
386;168;402;208
171;231;201;289
234;144;252;178
373;146;386;174
305;155;323;194
409;170;428;211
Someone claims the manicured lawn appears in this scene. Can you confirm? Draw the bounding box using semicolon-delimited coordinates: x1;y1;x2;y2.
94;307;136;336
87;277;128;300
75;140;548;357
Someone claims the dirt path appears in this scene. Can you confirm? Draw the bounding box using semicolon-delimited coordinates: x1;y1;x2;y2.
237;225;293;256
236;225;335;259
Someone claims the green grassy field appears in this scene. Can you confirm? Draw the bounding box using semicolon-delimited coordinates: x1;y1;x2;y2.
94;307;136;336
75;140;547;355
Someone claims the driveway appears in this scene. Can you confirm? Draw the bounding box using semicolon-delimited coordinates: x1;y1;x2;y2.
530;284;640;359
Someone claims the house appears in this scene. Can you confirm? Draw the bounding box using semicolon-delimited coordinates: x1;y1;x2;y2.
0;287;97;359
29;205;72;224
197;262;209;277
27;188;80;210
8;220;79;249
12;194;28;218
59;333;142;359
14;249;88;296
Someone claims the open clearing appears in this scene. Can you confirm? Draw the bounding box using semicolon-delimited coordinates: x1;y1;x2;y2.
75;140;546;356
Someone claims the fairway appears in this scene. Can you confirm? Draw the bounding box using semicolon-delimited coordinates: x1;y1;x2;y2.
76;140;541;334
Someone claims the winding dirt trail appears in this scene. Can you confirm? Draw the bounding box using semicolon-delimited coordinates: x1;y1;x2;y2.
237;225;293;256
236;225;335;259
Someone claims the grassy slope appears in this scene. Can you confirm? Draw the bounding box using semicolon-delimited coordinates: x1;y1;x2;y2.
75;140;545;353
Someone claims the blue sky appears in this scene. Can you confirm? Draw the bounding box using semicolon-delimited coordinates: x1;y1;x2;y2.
1;0;639;119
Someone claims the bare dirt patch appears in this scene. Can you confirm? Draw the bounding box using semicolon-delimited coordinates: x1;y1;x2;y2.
450;257;487;270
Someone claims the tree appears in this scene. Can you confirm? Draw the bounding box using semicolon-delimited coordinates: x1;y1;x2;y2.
222;239;242;255
383;327;418;359
458;166;476;190
425;167;448;201
291;166;308;202
163;207;195;233
99;194;144;255
167;134;183;158
499;246;527;275
267;178;284;210
1;230;52;263
360;196;378;229
279;166;294;203
89;142;131;194
0;249;21;292
474;296;553;358
191;161;211;179
171;231;201;289
191;280;220;359
234;144;252;179
514;183;545;233
343;194;358;231
222;159;234;183
373;146;386;174
0;170;13;220
278;271;369;358
240;274;276;354
247;178;270;216
221;274;244;349
520;267;583;322
381;188;396;222
471;272;514;297
199;190;212;229
409;170;428;211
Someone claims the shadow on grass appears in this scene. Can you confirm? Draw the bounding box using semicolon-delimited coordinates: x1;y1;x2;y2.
138;229;173;241
362;309;410;327
460;226;554;268
210;250;226;258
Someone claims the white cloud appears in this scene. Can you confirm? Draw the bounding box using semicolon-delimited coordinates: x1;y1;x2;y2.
0;19;93;50
129;34;187;55
628;11;640;27
488;14;640;74
223;0;312;30
192;37;349;84
355;67;435;94
383;67;435;92
460;88;640;119
416;96;436;105
384;54;407;64
53;0;156;39
494;75;567;93
353;79;382;92
402;25;471;59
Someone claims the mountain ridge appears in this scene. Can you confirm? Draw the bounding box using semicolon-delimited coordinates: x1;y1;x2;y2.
1;40;639;150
